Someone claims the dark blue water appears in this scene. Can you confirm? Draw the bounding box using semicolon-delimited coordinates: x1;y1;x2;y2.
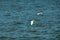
0;0;60;40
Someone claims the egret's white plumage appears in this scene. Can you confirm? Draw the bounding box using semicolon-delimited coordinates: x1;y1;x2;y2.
37;12;43;15
31;20;35;25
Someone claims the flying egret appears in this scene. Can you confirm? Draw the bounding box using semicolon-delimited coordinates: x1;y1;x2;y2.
37;12;43;16
31;19;35;25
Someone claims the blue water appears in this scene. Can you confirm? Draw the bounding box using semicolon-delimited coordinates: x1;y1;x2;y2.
0;0;60;40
